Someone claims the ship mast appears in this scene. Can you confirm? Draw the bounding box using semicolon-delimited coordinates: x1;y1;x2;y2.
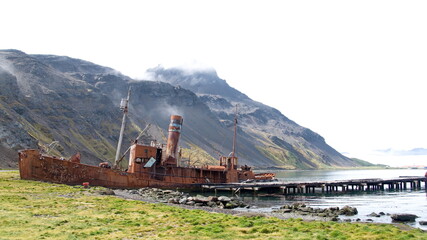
232;105;238;159
114;87;131;167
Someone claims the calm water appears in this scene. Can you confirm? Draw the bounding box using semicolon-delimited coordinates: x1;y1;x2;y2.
239;169;427;230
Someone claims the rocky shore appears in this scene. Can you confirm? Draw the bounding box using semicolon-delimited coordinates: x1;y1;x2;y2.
272;203;358;222
113;188;250;216
112;188;358;222
118;187;247;209
111;188;425;227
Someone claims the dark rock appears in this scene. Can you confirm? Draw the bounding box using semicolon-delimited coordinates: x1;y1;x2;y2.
338;206;358;216
329;207;339;211
98;189;115;195
367;212;380;217
391;214;418;222
419;221;427;225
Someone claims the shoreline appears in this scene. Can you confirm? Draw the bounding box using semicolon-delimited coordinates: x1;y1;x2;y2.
2;171;425;239
113;189;340;222
113;189;423;232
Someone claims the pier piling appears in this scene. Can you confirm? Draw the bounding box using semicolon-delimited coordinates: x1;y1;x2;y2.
202;177;426;195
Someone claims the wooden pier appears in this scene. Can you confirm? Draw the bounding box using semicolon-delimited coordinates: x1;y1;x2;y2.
201;177;427;194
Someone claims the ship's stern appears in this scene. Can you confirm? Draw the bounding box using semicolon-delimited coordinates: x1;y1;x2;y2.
18;149;40;180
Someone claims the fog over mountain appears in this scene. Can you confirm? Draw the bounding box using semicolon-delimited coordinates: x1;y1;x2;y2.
0;49;371;169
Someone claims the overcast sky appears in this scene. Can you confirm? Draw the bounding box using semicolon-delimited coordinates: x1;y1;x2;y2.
2;0;426;166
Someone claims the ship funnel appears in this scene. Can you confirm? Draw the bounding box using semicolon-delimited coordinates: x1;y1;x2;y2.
165;115;183;165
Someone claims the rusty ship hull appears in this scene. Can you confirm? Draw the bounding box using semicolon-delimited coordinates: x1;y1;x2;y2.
18;148;273;189
18;114;274;189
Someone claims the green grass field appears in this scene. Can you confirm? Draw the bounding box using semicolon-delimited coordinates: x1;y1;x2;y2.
0;171;425;239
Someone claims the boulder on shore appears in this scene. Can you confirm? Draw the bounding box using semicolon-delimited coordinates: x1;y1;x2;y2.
338;206;358;216
391;214;418;222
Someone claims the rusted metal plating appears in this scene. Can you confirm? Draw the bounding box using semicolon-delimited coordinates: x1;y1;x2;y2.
18;115;275;189
164;115;183;166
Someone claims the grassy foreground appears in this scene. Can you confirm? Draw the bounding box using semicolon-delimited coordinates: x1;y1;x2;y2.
0;171;425;240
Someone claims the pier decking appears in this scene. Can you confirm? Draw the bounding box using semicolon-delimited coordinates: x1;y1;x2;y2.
202;176;427;194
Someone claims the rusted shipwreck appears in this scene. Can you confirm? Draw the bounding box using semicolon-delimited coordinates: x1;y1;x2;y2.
19;92;274;189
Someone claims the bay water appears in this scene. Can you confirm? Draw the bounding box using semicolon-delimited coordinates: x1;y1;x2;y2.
239;169;427;230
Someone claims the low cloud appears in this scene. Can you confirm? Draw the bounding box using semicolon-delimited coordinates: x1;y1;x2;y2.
134;70;156;81
375;148;427;156
138;61;217;81
0;56;16;75
173;61;216;76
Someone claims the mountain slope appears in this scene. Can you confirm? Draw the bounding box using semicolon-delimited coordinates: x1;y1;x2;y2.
0;50;125;166
147;66;359;168
0;49;366;169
